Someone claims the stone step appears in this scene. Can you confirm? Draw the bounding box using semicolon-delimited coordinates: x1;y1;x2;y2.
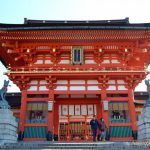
1;142;150;150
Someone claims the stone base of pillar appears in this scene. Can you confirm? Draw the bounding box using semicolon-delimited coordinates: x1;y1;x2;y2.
138;106;150;140
0;109;18;144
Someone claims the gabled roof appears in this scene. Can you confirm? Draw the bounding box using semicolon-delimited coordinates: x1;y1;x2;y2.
0;18;150;30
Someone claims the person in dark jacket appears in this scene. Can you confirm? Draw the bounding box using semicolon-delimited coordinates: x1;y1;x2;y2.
90;115;99;142
99;118;107;141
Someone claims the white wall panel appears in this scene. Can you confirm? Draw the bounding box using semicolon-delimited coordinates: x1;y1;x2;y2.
112;59;120;63
45;60;52;64
70;80;85;84
59;104;96;117
62;105;68;115
87;86;100;90
88;105;94;115
39;86;48;91
56;80;68;84
87;80;98;84
27;86;38;91
59;60;70;64
108;80;115;84
85;60;96;64
81;105;87;115
69;105;74;115
102;59;110;64
107;86;116;90
55;86;68;90
29;80;38;84
118;86;128;90
117;80;125;84
70;86;85;90
75;105;80;115
40;80;47;84
34;60;43;64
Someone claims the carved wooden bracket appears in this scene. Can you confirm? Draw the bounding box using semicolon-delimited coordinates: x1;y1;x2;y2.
125;74;146;89
45;76;57;90
98;75;109;90
9;75;30;91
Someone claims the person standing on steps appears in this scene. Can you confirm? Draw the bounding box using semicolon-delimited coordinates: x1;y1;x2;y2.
99;118;107;141
90;115;99;142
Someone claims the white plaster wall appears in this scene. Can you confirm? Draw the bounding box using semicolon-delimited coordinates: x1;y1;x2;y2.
87;86;100;90
27;86;38;91
39;86;48;91
34;60;43;64
85;60;96;64
88;105;94;115
56;80;68;84
45;60;53;64
55;86;68;90
87;80;99;84
70;86;85;90
108;80;115;84
40;80;47;84
69;105;74;115
102;59;110;64
62;105;68;115
111;59;120;64
59;60;70;64
107;86;116;90
70;80;85;84
117;80;125;84
118;85;128;90
29;80;38;84
75;105;80;115
81;105;87;115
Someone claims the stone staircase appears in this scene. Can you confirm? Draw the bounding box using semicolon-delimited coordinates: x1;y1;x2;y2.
0;141;150;150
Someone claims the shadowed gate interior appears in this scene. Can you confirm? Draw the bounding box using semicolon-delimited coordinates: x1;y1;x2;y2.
57;94;101;141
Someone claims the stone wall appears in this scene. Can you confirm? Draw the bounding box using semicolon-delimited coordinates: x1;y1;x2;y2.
0;109;18;144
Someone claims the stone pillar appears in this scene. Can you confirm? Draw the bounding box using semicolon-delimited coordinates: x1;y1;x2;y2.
138;79;150;141
0;109;18;144
138;104;150;140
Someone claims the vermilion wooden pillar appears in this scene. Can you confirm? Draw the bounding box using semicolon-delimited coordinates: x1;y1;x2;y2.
53;102;59;136
19;90;27;132
48;90;54;132
97;99;102;120
101;90;109;127
128;89;137;131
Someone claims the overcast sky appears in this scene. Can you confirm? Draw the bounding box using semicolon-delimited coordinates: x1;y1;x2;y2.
0;0;150;92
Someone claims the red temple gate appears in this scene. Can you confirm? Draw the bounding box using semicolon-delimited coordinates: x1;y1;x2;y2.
0;18;150;141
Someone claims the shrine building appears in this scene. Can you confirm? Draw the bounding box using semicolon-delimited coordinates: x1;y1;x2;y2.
0;18;150;141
